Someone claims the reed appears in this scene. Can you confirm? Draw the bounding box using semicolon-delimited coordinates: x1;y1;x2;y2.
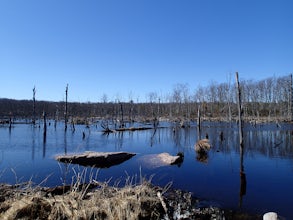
0;168;164;219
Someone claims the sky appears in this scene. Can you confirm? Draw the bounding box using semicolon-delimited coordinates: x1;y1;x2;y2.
0;0;292;102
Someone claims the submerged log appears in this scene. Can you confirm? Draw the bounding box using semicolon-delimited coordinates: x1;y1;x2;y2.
138;152;184;168
195;139;211;153
55;151;136;168
157;152;183;165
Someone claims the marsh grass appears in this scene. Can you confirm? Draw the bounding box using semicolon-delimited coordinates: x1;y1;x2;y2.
0;167;166;220
0;167;261;220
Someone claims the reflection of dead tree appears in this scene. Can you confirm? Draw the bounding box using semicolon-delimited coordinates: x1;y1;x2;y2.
150;128;157;147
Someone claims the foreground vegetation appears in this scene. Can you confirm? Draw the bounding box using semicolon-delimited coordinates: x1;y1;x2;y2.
0;178;262;220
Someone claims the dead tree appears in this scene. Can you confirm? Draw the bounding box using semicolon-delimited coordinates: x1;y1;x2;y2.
235;72;246;207
289;74;293;121
54;106;58;129
43;111;47;143
119;102;125;128
64;84;68;132
235;72;244;147
32;86;36;125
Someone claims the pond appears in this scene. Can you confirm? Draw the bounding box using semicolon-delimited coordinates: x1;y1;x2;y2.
0;121;293;219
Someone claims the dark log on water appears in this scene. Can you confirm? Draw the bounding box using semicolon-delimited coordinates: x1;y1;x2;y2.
102;126;153;133
115;126;153;132
55;151;136;168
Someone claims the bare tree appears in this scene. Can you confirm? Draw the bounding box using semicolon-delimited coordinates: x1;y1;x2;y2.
64;84;68;132
32;86;36;125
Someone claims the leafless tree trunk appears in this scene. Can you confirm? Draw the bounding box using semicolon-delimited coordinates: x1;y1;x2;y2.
32;86;36;125
289;74;293;121
197;104;201;139
236;73;246;208
43;111;47;143
119;102;124;128
54;106;58;129
64;84;68;132
235;72;243;147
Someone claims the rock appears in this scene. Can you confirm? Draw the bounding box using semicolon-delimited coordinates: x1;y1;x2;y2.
263;212;278;220
55;151;136;168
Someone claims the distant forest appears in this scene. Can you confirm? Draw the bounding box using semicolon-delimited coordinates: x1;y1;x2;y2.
1;74;293;123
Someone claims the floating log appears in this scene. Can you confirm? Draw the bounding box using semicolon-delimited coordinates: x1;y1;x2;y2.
103;126;153;133
55;151;136;168
195;139;211;153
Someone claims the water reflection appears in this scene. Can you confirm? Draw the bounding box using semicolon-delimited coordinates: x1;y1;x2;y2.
1;122;293;219
43;134;46;158
64;131;67;155
150;128;157;146
196;151;209;163
31;126;36;160
239;142;246;208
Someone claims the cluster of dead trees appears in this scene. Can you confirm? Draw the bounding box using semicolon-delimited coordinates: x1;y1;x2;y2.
0;74;292;123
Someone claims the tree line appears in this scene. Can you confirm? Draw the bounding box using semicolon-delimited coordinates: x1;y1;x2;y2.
0;74;292;123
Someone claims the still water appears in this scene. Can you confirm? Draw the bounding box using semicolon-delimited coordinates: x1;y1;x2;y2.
0;121;293;219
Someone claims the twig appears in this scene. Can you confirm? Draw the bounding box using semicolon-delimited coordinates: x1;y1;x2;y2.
157;191;169;219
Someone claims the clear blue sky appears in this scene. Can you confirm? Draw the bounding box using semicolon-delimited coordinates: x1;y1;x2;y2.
0;0;292;102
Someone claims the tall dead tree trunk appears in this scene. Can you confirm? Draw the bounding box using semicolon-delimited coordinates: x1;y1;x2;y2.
32;86;36;125
43;111;47;143
119;102;124;128
64;84;68;132
235;72;243;147
197;104;201;139
54;107;58;129
9;113;12;130
289;74;293;121
235;72;246;207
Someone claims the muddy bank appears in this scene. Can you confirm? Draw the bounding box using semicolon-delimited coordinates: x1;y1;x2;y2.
0;182;262;220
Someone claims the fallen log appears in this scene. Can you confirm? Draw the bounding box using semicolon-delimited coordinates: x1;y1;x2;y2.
55;151;136;168
102;126;153;133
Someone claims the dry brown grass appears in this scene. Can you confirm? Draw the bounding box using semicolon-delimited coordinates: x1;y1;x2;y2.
0;170;165;220
195;139;211;153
